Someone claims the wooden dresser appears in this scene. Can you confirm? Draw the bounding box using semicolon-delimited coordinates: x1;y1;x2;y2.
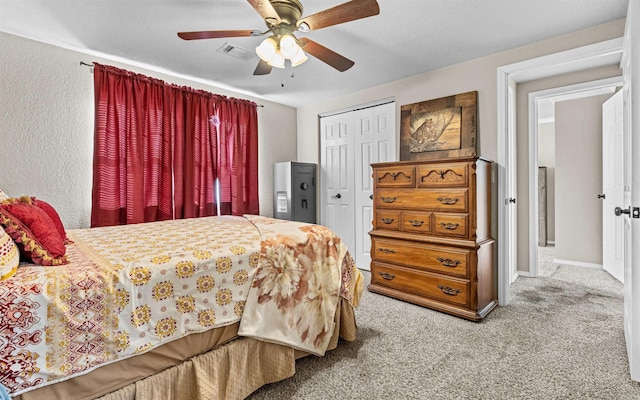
368;156;496;321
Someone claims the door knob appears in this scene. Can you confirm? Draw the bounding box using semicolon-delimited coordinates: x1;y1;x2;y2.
331;193;342;199
614;206;630;216
369;194;373;200
597;194;606;199
508;198;516;204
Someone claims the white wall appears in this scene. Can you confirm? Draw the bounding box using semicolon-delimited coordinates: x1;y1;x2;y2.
0;32;298;229
297;19;624;273
554;94;611;265
538;121;556;243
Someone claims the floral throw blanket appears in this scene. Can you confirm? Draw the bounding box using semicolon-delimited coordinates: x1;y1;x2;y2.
239;215;364;356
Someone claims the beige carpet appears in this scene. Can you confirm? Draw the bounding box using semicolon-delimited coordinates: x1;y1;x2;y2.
248;246;640;399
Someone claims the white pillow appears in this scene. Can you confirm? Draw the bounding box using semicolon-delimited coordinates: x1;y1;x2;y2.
0;225;20;280
0;189;8;201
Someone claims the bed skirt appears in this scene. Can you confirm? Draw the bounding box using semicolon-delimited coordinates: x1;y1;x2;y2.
15;299;357;400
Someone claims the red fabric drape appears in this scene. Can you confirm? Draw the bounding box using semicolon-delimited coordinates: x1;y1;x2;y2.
91;64;259;227
91;64;173;227
179;89;218;218
217;98;259;216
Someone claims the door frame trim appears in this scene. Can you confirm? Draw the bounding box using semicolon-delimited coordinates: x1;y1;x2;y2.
496;37;623;305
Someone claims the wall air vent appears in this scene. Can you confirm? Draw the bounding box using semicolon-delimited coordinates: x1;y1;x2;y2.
216;43;255;61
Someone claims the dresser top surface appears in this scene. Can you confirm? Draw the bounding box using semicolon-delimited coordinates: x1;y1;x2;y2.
371;156;492;168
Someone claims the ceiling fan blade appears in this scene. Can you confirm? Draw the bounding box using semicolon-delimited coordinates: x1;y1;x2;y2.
297;0;379;31
247;0;281;24
299;38;354;72
178;30;257;40
253;59;273;75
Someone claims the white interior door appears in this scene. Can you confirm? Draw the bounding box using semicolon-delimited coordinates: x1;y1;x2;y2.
354;102;396;270
623;68;638;381
602;90;624;282
621;4;639;380
321;101;396;270
320;114;356;257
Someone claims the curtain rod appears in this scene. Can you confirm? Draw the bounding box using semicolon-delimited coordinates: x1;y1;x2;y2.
80;61;265;108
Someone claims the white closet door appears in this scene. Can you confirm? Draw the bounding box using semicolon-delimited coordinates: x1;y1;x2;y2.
320;113;356;259
321;101;396;270
353;102;395;270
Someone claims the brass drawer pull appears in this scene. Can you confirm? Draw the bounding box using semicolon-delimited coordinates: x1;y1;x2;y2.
437;197;459;205
379;171;410;182
438;285;461;296
440;222;460;230
378;248;396;254
437;257;461;267
378;272;396;280
438;169;455;180
381;196;397;203
381;217;395;224
390;171;409;180
408;219;424;227
422;169;463;181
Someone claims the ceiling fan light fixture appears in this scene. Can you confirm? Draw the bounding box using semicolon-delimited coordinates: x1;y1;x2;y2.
297;21;310;33
279;34;298;58
255;33;307;69
267;52;285;68
290;46;308;66
256;37;278;62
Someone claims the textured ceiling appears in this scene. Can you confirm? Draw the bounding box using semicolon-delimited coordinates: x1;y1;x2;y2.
0;0;629;107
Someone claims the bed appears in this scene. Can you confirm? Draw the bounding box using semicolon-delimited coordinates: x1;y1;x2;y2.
0;198;364;399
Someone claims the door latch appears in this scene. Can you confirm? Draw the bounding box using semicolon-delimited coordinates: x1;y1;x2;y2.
633;207;640;219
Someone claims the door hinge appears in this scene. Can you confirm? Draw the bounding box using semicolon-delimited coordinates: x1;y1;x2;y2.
633;207;640;219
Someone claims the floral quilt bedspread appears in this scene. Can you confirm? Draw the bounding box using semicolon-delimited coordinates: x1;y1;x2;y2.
0;215;363;396
1;216;261;396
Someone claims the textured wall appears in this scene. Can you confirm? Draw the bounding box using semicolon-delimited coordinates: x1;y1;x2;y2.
0;32;297;229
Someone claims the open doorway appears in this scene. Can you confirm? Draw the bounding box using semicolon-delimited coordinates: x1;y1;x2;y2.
528;77;622;278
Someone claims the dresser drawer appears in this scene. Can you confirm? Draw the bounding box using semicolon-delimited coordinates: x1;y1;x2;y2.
375;189;468;212
417;162;469;188
375;166;415;188
433;213;469;238
372;237;470;277
376;210;400;230
371;263;469;307
401;211;431;234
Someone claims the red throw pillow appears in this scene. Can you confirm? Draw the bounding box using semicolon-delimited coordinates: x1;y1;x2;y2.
32;197;69;243
0;197;67;265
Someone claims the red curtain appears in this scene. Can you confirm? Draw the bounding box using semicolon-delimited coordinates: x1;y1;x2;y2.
91;64;173;227
179;89;218;219
91;64;259;227
217;98;260;216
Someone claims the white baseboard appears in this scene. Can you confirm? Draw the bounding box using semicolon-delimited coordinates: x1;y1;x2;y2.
553;258;603;270
511;270;522;282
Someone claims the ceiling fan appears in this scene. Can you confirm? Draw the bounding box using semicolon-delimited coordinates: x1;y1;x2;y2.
177;0;380;75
